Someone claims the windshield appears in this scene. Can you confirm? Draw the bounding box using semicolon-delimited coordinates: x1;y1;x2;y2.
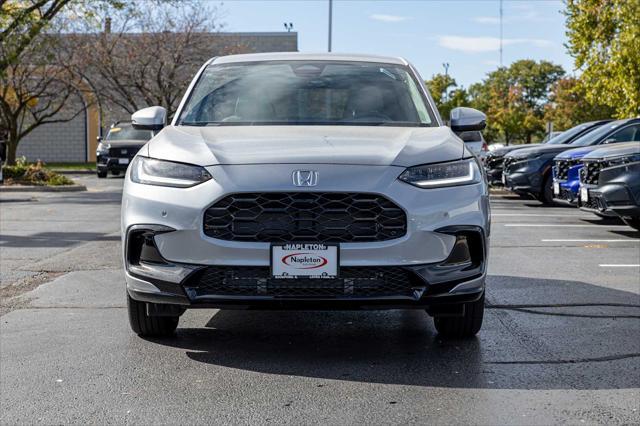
107;124;152;141
177;61;435;127
569;121;625;147
546;123;598;145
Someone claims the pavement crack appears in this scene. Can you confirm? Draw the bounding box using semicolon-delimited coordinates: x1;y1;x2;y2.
485;353;640;365
490;307;640;319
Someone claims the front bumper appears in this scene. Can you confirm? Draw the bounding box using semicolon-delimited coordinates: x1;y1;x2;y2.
578;186;617;217
122;163;490;309
503;170;543;195
591;185;640;219
97;156;133;172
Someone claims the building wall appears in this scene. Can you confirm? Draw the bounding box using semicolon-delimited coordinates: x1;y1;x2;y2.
16;111;86;163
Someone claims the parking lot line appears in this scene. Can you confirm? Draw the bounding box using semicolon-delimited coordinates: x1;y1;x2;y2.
504;223;630;228
598;264;640;268
542;239;640;243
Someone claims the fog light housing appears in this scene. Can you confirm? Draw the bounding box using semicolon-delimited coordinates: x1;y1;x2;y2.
126;225;174;266
444;235;472;266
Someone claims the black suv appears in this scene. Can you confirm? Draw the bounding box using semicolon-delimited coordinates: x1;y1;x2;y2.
96;122;153;178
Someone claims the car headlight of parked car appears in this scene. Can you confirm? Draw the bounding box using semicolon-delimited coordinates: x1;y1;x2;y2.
130;156;212;188
96;142;110;155
398;158;481;188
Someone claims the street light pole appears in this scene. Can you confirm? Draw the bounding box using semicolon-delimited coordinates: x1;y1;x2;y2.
328;0;333;52
442;62;450;102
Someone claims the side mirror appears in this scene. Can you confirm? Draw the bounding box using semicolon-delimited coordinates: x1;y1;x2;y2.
450;107;486;133
132;106;167;131
96;135;102;143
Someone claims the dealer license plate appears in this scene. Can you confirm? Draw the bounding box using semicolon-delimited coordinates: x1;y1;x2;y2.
118;158;129;165
581;187;589;203
553;181;560;195
271;243;338;279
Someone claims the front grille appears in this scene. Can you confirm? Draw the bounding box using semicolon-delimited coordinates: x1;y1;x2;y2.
108;146;140;158
203;192;407;243
581;160;605;185
184;266;423;299
503;157;515;174
555;159;578;180
485;155;504;170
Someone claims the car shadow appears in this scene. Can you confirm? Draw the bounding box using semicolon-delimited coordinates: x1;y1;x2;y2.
147;275;640;390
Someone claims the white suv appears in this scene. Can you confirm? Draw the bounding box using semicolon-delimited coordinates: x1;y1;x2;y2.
122;53;490;338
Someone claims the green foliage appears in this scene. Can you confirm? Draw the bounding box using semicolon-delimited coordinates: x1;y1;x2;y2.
565;0;640;117
2;159;74;186
468;60;565;144
425;73;470;121
544;77;615;130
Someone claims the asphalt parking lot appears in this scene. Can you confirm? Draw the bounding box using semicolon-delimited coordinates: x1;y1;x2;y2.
1;175;639;425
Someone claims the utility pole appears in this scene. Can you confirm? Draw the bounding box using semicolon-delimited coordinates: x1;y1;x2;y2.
328;0;333;52
499;0;503;67
442;62;450;102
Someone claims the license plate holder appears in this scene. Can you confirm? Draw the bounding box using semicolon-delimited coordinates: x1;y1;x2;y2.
271;243;339;279
581;187;589;203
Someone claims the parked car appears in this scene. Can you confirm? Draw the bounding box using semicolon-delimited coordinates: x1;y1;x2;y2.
578;142;640;220
122;53;490;338
458;130;487;156
503;118;639;204
484;120;608;186
552;142;638;212
96;121;153;178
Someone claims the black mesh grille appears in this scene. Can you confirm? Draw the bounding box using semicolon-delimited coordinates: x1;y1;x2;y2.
485;154;504;170
184;266;423;298
581;161;605;185
554;159;577;181
108;145;140;158
203;192;407;243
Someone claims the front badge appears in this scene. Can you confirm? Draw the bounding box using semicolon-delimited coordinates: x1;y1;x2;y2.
292;170;319;187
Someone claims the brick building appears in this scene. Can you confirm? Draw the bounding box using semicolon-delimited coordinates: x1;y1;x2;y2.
16;32;298;163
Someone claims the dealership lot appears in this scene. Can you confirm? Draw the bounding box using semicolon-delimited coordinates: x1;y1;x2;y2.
1;175;639;424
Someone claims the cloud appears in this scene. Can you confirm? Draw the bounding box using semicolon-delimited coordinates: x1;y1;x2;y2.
369;14;409;23
437;36;553;53
473;16;500;25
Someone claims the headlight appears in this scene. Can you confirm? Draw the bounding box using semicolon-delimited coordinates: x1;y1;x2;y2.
130;156;212;188
398;158;481;188
96;143;110;155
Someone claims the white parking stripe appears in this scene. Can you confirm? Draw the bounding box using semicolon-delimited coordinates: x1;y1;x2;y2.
504;224;629;228
599;264;640;268
542;239;640;243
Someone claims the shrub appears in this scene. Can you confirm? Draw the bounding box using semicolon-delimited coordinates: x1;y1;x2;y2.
1;159;75;186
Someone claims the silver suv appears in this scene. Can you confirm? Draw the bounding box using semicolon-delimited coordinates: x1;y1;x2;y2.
122;53;490;338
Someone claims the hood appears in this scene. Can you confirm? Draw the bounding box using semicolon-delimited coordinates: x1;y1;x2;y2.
582;142;640;161
555;145;606;160
505;143;575;159
147;125;465;167
106;139;147;147
492;143;542;157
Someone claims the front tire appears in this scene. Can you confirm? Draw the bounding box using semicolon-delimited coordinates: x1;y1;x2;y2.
537;174;555;205
127;295;179;337
433;293;484;338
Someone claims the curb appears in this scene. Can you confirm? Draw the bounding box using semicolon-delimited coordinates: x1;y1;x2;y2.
0;184;87;192
50;169;95;175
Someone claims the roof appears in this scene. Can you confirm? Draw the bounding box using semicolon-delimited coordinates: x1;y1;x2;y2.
211;52;408;66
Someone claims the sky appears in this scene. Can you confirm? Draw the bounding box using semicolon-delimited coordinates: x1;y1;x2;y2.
220;0;574;88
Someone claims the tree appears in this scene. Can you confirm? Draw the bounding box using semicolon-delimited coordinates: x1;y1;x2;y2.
468;60;564;144
565;0;640;118
544;77;615;130
0;36;86;164
426;73;469;121
67;1;243;122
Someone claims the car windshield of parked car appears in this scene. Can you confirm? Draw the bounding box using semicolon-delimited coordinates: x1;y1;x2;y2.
178;61;435;126
545;123;598;145
107;124;152;141
569;121;629;147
